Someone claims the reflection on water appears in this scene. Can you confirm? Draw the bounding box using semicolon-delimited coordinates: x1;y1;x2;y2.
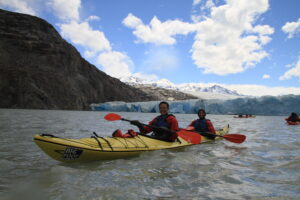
0;109;300;200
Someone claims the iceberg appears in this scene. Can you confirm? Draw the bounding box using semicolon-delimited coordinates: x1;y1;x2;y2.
90;95;300;116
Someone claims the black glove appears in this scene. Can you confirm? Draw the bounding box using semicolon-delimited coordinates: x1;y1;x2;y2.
130;120;144;132
130;120;142;127
156;127;169;132
200;132;216;140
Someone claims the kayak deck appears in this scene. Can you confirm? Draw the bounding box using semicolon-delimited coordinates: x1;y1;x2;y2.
34;124;229;162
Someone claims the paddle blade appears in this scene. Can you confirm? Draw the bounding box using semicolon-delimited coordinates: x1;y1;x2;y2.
223;134;246;144
104;113;122;121
177;130;201;144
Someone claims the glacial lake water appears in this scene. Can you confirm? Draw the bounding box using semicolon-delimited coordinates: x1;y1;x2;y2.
0;109;300;200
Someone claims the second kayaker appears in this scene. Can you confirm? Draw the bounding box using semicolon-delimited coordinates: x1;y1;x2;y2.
286;112;300;122
130;101;179;141
187;109;216;139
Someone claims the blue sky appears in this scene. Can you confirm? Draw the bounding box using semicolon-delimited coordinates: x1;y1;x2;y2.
1;0;300;96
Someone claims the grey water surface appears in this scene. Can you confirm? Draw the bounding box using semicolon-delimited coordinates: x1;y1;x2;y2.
0;109;300;200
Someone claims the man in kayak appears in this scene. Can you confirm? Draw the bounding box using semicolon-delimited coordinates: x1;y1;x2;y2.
286;112;300;122
187;109;216;139
130;101;179;141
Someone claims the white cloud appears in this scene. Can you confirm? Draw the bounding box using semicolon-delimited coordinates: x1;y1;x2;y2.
123;0;273;75
84;50;97;58
280;57;300;80
86;15;100;22
97;51;133;78
123;13;196;45
132;72;159;82
193;0;202;6
59;21;111;52
0;0;36;15
285;63;293;68
282;18;300;39
191;0;273;75
204;0;215;9
122;13;143;28
262;74;270;79
48;0;81;21
252;25;274;44
252;25;274;35
191;14;203;23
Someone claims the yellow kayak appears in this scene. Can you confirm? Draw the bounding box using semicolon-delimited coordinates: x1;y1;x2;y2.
33;125;229;162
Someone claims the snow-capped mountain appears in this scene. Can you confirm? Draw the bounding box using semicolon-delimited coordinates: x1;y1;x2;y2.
189;84;240;96
120;76;242;98
121;76;176;89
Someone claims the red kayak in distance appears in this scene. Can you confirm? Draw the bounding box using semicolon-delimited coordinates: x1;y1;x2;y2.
234;115;256;118
286;121;300;125
285;117;300;125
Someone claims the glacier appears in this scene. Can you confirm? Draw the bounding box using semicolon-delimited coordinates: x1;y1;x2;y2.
90;95;300;116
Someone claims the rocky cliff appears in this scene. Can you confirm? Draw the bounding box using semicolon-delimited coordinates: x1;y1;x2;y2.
0;9;156;110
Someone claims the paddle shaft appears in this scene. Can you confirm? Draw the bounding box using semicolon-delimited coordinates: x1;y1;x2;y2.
121;118;175;135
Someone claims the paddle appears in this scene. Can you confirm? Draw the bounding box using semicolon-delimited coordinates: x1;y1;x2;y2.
104;113;202;144
184;128;246;144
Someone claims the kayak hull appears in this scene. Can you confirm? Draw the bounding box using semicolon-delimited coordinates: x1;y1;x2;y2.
286;121;300;125
34;125;229;162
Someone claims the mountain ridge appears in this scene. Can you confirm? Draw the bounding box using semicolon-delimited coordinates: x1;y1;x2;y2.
121;76;243;99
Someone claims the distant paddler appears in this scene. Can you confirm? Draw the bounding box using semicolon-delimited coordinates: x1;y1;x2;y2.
285;112;300;123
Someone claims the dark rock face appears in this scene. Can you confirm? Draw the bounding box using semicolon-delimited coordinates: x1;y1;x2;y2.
0;9;154;110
